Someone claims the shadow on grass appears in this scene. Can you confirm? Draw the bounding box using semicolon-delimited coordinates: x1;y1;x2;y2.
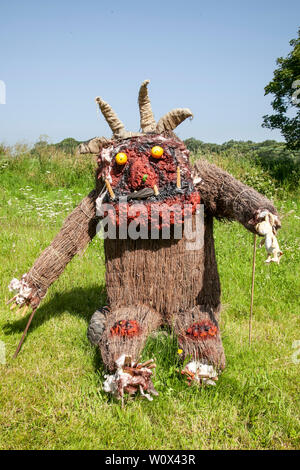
3;284;181;382
3;283;107;336
4;284;109;375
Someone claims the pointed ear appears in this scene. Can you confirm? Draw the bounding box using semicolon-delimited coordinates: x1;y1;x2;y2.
77;137;112;154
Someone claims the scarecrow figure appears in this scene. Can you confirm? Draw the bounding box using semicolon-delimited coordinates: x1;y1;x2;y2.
8;81;281;400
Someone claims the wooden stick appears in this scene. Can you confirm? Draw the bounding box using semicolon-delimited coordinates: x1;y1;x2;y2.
153;185;159;196
105;179;115;200
137;359;154;369
147;363;156;369
20;305;29;318
176;167;181;189
6;295;17;305
249;234;257;346
181;369;194;378
13;308;37;359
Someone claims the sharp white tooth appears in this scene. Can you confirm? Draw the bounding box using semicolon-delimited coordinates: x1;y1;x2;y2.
193;176;202;184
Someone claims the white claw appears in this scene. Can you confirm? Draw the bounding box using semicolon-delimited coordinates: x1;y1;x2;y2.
184;361;218;385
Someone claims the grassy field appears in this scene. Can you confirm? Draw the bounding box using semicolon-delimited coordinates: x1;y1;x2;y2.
0;145;299;450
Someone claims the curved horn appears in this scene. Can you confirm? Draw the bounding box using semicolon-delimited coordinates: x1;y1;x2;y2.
138;79;156;132
156;108;193;133
95;97;127;139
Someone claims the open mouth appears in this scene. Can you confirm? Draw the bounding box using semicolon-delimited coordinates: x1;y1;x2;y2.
104;180;194;204
126;187;155;200
99;180;201;229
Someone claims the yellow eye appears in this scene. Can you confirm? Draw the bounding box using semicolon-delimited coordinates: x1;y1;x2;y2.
151;146;164;158
115;152;128;165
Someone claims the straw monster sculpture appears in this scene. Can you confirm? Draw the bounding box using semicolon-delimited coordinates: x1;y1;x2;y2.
8;81;281;400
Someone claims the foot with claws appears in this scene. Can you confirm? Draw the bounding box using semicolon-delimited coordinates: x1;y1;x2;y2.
103;355;158;404
181;362;219;387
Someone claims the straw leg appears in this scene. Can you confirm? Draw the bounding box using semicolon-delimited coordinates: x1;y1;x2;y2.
99;304;162;371
167;305;226;375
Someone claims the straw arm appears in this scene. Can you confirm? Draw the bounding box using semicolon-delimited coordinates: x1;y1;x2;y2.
193;160;280;233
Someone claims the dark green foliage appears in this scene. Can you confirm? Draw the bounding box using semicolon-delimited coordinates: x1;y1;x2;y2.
184;138;300;189
54;138;82;154
254;144;300;187
184;137;204;153
184;138;222;154
31;137;82;156
262;29;300;150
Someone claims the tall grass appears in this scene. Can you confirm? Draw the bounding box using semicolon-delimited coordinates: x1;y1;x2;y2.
0;143;299;450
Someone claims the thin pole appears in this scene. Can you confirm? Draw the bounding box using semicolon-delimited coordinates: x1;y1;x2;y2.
13;308;37;359
249;234;257;346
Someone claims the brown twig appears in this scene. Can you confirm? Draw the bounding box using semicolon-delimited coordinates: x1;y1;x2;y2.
176;167;181;189
181;369;195;378
105;179;115;200
147;363;156;369
6;295;17;305
20;305;29;317
137;359;154;369
13;308;37;359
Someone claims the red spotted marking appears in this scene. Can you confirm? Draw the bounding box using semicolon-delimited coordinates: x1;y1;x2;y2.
186;321;218;339
110;320;140;337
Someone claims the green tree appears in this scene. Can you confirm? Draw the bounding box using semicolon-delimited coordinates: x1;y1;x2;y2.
55;137;81;154
262;28;300;150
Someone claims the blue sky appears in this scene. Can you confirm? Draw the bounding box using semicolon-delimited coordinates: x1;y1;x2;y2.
0;0;299;145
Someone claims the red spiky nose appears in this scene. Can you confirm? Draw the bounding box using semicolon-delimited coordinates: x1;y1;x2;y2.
128;157;158;190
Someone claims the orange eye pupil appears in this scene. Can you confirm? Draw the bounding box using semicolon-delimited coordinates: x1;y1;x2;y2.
151;146;164;158
115;152;128;165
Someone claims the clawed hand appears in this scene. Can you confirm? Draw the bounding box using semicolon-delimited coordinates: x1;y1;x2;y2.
6;296;31;317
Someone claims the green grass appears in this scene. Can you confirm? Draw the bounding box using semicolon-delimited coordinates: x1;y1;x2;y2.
0;147;299;450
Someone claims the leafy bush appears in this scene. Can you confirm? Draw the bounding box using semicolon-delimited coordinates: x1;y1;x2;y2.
242;166;277;198
54;137;82;154
186;138;300;190
254;146;300;188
